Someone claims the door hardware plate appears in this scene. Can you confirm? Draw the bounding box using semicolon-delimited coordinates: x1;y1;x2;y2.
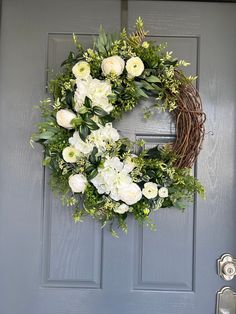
216;287;236;314
217;254;236;281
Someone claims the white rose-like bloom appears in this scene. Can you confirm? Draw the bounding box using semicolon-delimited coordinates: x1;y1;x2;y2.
142;182;158;199
101;55;125;76
118;183;142;205
126;56;144;77
159;187;169;198
62;146;78;163
69;131;93;155
114;203;129;214
69;174;87;193
72;61;90;80
56;109;76;129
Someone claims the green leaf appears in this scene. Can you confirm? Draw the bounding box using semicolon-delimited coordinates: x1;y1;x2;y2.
37;131;55;140
93;106;108;117
84;97;92;108
146;75;161;83
42;156;51;166
141;80;155;91
71;117;82;127
146;146;162;158
85;119;99;130
78;106;88;114
136;87;149;99
153;198;164;211
79;124;90;141
89;147;98;164
87;168;98;180
85;165;96;173
99;115;114;125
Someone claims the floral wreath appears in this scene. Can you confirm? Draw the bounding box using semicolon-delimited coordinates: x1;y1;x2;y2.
32;18;206;236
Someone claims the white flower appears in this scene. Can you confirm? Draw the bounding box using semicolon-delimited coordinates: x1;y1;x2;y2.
89;123;119;152
104;156;123;171
56;109;76;129
69;174;87;193
62;146;78;163
101;55;125;76
69;131;93;155
74;77;113;113
72;61;90;79
101;123;120;142
142;182;158;199
118;183;142;205
114;203;129;214
87;78;112;100
126;56;144;77
74;77;91;110
159;187;169;198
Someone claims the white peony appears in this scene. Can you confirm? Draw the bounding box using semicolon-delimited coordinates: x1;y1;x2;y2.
69;131;93;155
126;56;144;77
62;146;78;163
101;55;125;76
159;187;169;198
142;182;158;199
72;61;90;80
56;109;76;129
114;203;129;214
118;183;142;205
69;174;87;193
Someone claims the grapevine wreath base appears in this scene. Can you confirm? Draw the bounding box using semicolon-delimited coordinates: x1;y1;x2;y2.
32;18;205;235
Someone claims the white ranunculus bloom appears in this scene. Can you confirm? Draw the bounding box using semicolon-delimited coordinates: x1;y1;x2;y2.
118;183;142;205
69;174;87;193
56;109;76;129
159;187;169;198
62;146;78;163
126;56;144;77
114;203;129;214
101;55;125;76
72;61;90;79
69;131;93;155
142;182;158;199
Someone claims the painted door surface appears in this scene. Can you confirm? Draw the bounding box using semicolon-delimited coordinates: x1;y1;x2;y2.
0;1;236;313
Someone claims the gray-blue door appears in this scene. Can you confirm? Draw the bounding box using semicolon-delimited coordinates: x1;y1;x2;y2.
0;1;236;313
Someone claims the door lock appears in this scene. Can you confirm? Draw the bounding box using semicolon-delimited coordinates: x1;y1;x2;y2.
217;254;236;281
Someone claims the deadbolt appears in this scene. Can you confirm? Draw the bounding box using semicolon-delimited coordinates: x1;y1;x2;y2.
217;254;236;281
